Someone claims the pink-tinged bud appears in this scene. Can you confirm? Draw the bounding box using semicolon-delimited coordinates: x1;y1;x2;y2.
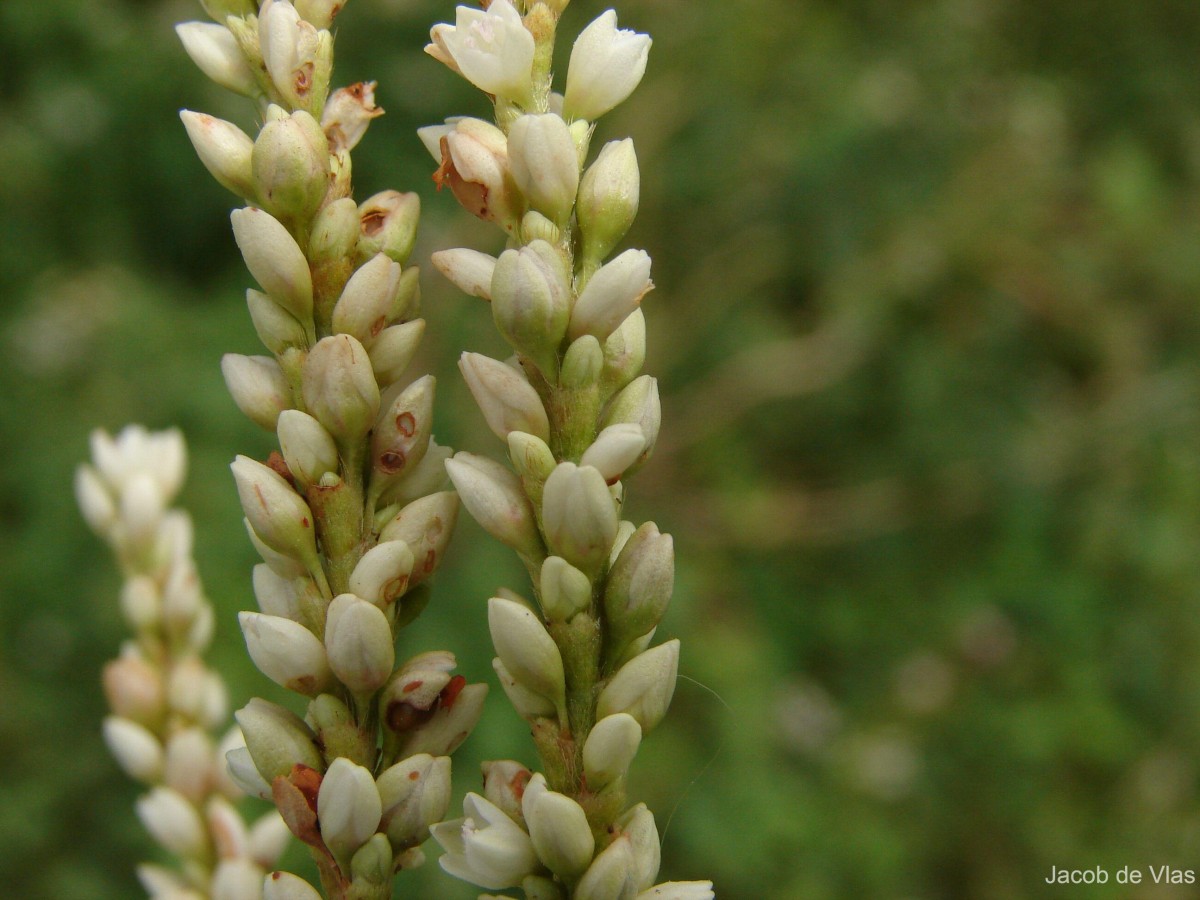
357;190;420;265
583;713;642;792
180;111;255;198
578;138;640;264
488;597;566;716
252;109;331;223
563;10;652;121
231;207;314;321
431;119;523;234
430;792;539;890
136;786;209;860
541;463;618;574
332;253;410;347
459;352;550;443
445;452;543;559
425;0;534;102
322;81;383;152
264;871;323;900
491;241;571;377
175;22;257;96
432;248;496;301
371;374;434;484
521;773;594;879
317;757;382;862
324;593;395;694
596;639;679;734
221;353;291;430
102;716;164;783
507;114;580;226
569;248;653;342
301;334;380;443
240;611;332;696
368;319;426;388
230;455;319;564
378;492;460;586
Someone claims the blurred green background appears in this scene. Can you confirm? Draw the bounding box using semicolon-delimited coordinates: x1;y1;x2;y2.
6;0;1200;897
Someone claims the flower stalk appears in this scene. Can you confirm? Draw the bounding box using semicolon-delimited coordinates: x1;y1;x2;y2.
174;2;485;897
422;2;713;896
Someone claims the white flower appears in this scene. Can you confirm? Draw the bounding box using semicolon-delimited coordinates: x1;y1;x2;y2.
430;792;538;890
564;10;652;121
427;0;534;101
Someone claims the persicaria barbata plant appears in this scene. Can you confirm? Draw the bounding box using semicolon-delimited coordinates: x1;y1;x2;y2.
79;1;713;898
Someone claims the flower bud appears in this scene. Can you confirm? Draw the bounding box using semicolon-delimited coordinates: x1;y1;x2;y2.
392;682;488;759
431;792;538;891
180;111;254;198
569;249;653;343
459;352;550;443
378;492;460;586
488;598;565;715
541;463;618;574
376;438;452;511
371;374;434;482
321;80;382;152
445;452;542;559
230;455;319;564
324;594;395;694
357;190;420;265
235;698;324;782
226;745;274;800
163;727;216;803
301;334;380;443
135;864;193;898
252;109;330;223
103;716;164;783
563;10;652;121
318;757;382;862
431;248;496;301
561;335;604;389
259;0;333;115
377;754;452;849
578;139;640;263
222;354;291;430
521;774;594;879
240;611;332;696
601;308;646;394
601;375;660;468
491;242;571;377
430;118;523;234
103;652;165;726
249;811;292;867
369;319;425;388
493;657;557;720
619;804;661;891
481;760;532;826
309;197;360;263
583;713;642;791
348;540;415;609
597;640;679;734
574;833;637;900
247;289;308;354
581;424;646;486
211;859;264;900
604;522;673;645
176;22;257;96
331;253;406;347
75;464;115;534
508;114;580;225
426;0;534;101
136;786;208;860
507;431;556;484
263;871;323;900
277;410;338;489
350;833;393;885
539;556;592;622
206;798;249;862
636;884;715;900
231;207;314;321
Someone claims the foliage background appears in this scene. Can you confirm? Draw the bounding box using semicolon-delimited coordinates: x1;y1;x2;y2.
5;0;1200;897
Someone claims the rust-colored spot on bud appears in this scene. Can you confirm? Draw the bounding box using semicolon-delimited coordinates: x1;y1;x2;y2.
423;549;437;574
395;411;417;436
402;679;423;693
440;674;467;710
293;62;314;97
370;314;389;338
300;517;310;528
509;768;531;801
362;209;387;236
386;699;436;733
378;449;406;474
408;770;420;781
271;872;284;881
382;573;410;603
266;452;296;488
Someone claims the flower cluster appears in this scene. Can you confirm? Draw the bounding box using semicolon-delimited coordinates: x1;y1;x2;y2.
174;2;486;897
422;2;712;897
77;426;290;900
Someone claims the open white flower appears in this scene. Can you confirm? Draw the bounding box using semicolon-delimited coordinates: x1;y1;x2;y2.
564;10;652;121
426;0;534;102
430;792;538;890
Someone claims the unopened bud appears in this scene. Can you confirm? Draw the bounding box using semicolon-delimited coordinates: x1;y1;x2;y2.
488;598;566;715
103;653;165;726
163;727;216;803
601;307;646;394
494;657;557;720
604;522;673;644
180;111;255;198
235;698;324;782
578;139;640;263
369;319;426;388
560;335;604;389
230;455;319;564
581;424;645;485
507;431;556;484
539;556;591;622
247;289;308;353
263;870;323;900
521;774;594;879
309;196;360;264
508;114;580;225
445;452;542;559
222;354;291;430
370;374;434;482
541;462;618;573
231;207;314;321
103;716;164;783
430;118;523;234
249;811;292;867
491;241;571;377
348;540;415;609
324;593;395;694
481;760;532;826
75;464;115;534
582;713;642;791
176;22;257;96
277;410;338;488
258;0;333;115
317;757;382;863
332;254;408;347
301;334;380;443
459;352;550;442
226;746;274;800
432;248;496;301
596;639;679;734
600;374;660;468
620;803;661;892
252;109;330;223
569;248;653;342
574;833;637;900
136;786;209;860
377;754;452;849
211;859;264;900
378;492;460;586
240;611;332;696
563;10;652;122
357;190;420;265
